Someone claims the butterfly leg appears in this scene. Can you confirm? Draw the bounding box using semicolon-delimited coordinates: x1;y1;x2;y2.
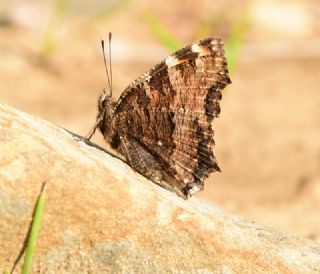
86;115;103;140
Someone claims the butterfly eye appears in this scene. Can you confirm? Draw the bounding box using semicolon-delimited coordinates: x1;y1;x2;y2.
98;93;112;112
98;94;106;111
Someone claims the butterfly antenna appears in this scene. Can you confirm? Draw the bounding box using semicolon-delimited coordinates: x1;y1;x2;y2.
101;39;111;97
108;32;113;98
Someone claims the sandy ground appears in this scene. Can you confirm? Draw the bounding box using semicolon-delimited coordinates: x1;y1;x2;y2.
1;1;320;243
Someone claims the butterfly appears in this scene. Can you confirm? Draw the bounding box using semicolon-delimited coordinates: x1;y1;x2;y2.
88;34;231;199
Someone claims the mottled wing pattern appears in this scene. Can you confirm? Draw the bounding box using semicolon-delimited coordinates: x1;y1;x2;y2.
113;38;231;198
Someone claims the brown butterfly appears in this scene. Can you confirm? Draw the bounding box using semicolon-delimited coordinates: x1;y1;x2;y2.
88;34;231;199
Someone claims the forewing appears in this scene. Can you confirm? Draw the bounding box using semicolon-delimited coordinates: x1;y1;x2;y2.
114;38;231;197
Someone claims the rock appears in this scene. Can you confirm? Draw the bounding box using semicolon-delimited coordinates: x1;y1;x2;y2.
0;103;319;274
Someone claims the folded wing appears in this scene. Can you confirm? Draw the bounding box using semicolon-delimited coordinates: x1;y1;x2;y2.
113;38;231;198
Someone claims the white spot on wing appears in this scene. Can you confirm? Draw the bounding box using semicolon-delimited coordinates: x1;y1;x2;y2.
165;55;179;67
191;43;202;53
188;185;201;195
210;39;219;45
192;43;211;57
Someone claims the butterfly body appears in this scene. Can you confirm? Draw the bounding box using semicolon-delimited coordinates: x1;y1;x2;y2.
95;37;231;199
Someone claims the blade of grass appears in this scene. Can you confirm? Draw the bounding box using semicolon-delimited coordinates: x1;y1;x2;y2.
225;8;250;74
20;182;46;274
144;11;182;52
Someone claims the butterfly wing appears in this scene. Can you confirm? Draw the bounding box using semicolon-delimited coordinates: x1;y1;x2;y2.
113;38;231;198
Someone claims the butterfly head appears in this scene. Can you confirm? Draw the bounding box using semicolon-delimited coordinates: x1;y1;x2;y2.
95;89;115;140
86;89;113;141
97;88;114;124
98;89;112;113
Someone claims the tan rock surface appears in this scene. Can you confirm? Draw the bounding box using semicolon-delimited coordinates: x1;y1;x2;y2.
0;103;319;273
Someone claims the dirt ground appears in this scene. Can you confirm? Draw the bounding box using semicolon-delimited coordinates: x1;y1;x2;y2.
1;1;319;243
